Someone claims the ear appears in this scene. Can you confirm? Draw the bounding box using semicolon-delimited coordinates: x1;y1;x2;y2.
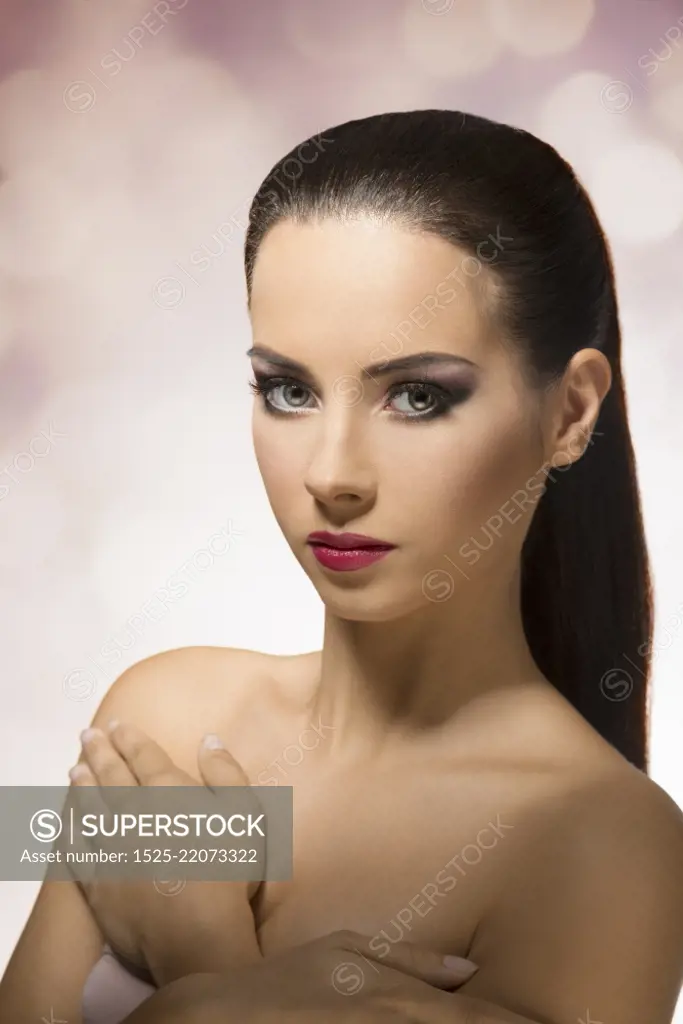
543;348;612;468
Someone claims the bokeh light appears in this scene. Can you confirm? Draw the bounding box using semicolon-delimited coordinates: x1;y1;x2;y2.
402;0;504;79
588;139;683;243
489;0;595;57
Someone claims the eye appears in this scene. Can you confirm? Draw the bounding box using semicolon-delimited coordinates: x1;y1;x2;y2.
248;374;472;421
248;375;316;415
385;381;471;421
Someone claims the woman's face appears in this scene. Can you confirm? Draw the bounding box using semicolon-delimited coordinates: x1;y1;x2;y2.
248;216;549;620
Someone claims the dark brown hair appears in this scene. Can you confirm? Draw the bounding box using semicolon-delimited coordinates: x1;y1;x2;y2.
244;110;653;772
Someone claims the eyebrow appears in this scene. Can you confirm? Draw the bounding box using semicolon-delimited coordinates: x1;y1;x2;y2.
245;345;478;380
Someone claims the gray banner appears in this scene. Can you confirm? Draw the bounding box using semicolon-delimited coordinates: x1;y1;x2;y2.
1;785;292;881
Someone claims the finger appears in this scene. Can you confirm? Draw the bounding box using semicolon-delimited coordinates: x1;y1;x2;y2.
198;735;265;852
325;930;479;990
107;720;197;787
66;761;103;840
69;760;111;823
197;734;250;788
80;727;137;787
68;761;96;786
64;763;111;887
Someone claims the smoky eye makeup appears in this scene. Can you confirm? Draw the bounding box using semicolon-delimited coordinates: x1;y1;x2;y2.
248;372;316;414
382;375;476;420
248;367;477;422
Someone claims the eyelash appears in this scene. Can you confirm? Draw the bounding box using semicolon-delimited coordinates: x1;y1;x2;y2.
248;374;472;422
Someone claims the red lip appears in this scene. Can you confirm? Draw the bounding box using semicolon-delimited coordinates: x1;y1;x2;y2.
309;546;392;572
307;531;395;550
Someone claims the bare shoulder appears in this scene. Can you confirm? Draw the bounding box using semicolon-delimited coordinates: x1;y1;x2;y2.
487;753;683;918
501;677;683;854
568;758;683;865
463;757;683;1024
87;646;319;777
91;645;270;720
550;695;683;863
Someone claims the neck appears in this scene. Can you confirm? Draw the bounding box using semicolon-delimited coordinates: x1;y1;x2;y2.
306;566;550;764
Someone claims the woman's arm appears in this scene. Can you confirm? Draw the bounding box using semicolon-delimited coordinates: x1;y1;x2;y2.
118;931;483;1024
0;878;106;1024
71;719;265;986
115;931;551;1024
0;647;264;1022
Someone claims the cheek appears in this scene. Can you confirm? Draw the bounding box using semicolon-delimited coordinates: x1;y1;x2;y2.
252;412;305;511
461;443;542;566
387;404;544;551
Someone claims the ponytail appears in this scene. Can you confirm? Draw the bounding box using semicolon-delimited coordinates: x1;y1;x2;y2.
521;306;652;771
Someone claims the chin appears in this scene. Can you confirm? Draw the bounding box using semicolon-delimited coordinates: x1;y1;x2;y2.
316;581;427;623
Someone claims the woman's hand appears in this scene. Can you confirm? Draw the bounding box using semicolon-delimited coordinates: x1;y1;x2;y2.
120;930;482;1024
123;930;546;1024
195;930;542;1023
68;721;264;985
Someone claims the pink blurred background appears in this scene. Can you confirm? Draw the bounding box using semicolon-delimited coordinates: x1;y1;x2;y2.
1;0;683;1011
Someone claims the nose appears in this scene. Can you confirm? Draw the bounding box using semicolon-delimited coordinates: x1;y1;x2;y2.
303;414;376;515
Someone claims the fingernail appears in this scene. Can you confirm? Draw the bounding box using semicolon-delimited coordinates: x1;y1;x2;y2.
80;727;102;744
442;955;478;979
202;733;225;750
69;764;89;781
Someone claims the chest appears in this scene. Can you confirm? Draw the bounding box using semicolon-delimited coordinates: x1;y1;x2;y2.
250;767;526;959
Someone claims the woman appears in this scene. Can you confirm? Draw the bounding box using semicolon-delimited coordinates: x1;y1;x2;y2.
2;109;682;1024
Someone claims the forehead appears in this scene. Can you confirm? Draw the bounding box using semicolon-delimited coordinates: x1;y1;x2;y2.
248;217;498;366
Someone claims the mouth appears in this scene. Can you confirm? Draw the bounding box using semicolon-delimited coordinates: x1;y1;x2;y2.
307;531;394;550
306;532;396;573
